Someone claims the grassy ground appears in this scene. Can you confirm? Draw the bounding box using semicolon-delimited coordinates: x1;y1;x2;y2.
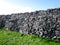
0;29;60;45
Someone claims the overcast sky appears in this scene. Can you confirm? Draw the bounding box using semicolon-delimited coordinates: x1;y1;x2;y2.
0;0;60;14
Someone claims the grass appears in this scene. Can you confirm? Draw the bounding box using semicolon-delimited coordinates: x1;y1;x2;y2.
0;29;60;45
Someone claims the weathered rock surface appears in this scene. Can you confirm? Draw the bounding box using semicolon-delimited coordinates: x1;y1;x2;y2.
0;8;60;40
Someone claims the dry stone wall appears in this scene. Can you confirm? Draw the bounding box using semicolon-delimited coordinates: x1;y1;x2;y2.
0;8;60;40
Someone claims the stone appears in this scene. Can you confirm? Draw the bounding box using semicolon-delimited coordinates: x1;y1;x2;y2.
0;8;60;40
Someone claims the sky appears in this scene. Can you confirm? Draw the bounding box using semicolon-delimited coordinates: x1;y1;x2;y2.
0;0;60;14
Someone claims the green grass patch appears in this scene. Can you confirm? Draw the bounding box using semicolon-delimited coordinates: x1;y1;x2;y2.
0;29;60;45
